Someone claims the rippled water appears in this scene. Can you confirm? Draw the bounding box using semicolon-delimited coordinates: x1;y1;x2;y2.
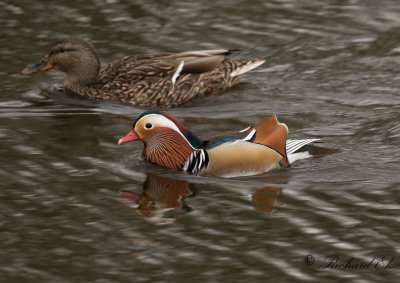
1;0;400;282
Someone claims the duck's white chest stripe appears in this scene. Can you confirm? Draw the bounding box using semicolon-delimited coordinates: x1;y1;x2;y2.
183;149;209;174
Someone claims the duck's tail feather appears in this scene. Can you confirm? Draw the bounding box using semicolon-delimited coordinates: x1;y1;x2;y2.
230;59;265;77
287;139;343;163
286;139;320;155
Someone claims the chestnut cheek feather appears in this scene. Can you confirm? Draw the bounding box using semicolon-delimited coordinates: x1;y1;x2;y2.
143;129;193;170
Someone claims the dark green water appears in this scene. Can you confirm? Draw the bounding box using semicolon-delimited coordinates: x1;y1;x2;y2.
1;0;399;282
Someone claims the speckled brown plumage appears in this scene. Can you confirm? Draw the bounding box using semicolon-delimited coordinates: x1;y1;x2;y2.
21;38;265;108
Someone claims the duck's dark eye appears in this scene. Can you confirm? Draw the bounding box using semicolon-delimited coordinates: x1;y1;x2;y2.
49;47;70;57
145;123;153;129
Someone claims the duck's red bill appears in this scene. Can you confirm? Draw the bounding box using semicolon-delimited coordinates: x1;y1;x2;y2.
119;191;141;204
118;130;139;144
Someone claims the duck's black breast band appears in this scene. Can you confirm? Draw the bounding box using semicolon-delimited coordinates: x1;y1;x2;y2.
183;149;209;174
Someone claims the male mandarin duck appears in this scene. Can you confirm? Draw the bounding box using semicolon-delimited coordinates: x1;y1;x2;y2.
118;111;341;177
21;38;265;108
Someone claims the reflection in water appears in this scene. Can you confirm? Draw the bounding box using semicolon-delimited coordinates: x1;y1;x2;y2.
120;173;287;223
251;186;284;214
3;0;400;281
119;173;196;224
225;175;288;214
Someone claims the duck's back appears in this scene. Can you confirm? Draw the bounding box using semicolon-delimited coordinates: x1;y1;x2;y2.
98;50;265;108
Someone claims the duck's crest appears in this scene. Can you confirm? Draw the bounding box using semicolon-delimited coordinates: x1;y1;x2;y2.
134;111;204;149
133;110;161;128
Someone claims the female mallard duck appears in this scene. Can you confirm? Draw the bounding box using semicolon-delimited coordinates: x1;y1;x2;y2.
118;111;341;177
21;38;265;108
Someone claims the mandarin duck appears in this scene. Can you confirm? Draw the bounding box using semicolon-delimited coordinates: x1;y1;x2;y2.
21;38;265;108
118;111;341;177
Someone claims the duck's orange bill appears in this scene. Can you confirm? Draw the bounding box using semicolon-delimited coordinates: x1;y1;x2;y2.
118;130;139;144
21;59;54;75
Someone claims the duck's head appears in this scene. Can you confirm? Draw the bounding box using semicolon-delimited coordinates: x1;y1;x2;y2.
21;38;101;86
118;111;204;170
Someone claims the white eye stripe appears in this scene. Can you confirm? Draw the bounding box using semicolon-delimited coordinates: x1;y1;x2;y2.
137;114;178;131
136;114;196;149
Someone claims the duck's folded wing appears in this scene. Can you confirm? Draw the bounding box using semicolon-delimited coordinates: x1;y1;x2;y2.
166;50;239;74
101;49;241;80
203;115;288;160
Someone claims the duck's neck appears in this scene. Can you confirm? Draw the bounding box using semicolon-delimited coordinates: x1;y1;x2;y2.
66;65;100;85
64;75;101;100
143;129;194;170
64;61;101;97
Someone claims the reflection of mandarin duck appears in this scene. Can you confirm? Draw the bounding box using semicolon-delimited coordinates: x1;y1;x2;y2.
250;175;288;214
21;38;265;108
251;186;284;214
226;175;288;214
119;174;195;224
229;185;284;214
118;111;341;177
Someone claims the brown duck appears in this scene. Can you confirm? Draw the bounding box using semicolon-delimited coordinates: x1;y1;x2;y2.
21;38;265;108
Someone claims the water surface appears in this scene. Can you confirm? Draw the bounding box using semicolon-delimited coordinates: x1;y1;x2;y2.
1;0;400;282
